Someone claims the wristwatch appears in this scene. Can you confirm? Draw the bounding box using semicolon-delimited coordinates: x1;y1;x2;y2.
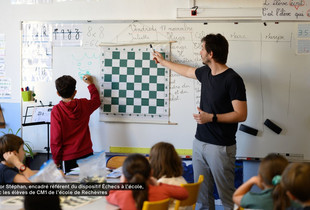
19;164;26;172
212;113;217;123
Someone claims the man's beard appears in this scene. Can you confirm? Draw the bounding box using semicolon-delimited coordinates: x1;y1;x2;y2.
202;59;209;66
201;56;210;66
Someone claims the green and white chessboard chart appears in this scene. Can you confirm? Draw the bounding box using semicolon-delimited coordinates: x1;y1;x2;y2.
99;45;170;123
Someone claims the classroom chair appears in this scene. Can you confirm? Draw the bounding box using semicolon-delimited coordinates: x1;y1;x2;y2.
142;198;171;210
174;174;204;210
106;155;150;169
106;155;127;169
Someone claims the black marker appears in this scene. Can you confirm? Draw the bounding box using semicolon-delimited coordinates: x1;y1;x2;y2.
150;44;155;52
150;44;158;63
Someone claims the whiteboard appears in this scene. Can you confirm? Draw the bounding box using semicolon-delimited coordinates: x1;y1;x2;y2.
21;21;310;161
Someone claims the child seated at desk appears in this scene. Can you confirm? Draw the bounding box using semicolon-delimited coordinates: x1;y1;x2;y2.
149;142;188;210
0;134;36;183
232;153;288;210
106;153;188;210
149;141;187;185
275;162;310;210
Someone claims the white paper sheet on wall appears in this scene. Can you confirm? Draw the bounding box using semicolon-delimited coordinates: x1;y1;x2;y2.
297;23;310;54
31;106;52;123
52;23;83;47
11;0;52;4
0;78;11;99
22;23;53;82
262;0;310;20
0;34;5;77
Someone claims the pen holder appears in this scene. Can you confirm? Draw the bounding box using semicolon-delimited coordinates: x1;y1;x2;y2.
22;91;32;102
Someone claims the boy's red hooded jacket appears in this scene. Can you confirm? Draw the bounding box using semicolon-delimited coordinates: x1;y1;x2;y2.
50;84;101;165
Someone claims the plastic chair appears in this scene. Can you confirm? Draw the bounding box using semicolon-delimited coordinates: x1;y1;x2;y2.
142;198;171;210
174;175;204;210
106;156;127;169
233;205;244;210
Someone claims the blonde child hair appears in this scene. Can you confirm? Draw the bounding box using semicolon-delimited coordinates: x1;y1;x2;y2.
273;162;310;210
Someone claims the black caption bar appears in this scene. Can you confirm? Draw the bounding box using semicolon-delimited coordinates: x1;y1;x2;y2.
0;183;145;196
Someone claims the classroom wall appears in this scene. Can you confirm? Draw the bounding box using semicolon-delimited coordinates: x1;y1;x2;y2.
2;1;310;160
0;1;296;195
22;20;310;161
0;103;21;134
0;0;261;146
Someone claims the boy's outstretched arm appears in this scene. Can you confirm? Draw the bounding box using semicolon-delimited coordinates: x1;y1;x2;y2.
232;176;262;206
83;74;101;111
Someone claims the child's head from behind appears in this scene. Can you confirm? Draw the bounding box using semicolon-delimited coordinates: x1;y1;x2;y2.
281;162;310;203
0;134;24;161
122;154;150;210
149;141;183;179
259;153;288;186
122;153;151;183
55;75;76;98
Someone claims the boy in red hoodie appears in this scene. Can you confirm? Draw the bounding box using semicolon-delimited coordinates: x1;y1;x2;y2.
50;74;101;173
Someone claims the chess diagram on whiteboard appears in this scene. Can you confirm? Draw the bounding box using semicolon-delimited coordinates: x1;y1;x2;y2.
100;46;170;122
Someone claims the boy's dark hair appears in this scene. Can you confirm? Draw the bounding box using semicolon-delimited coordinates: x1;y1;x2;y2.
55;75;76;98
150;142;183;179
0;134;24;161
201;33;229;64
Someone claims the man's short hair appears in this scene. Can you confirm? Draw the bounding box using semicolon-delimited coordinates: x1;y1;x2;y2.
201;33;229;64
55;75;76;98
0;134;24;161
